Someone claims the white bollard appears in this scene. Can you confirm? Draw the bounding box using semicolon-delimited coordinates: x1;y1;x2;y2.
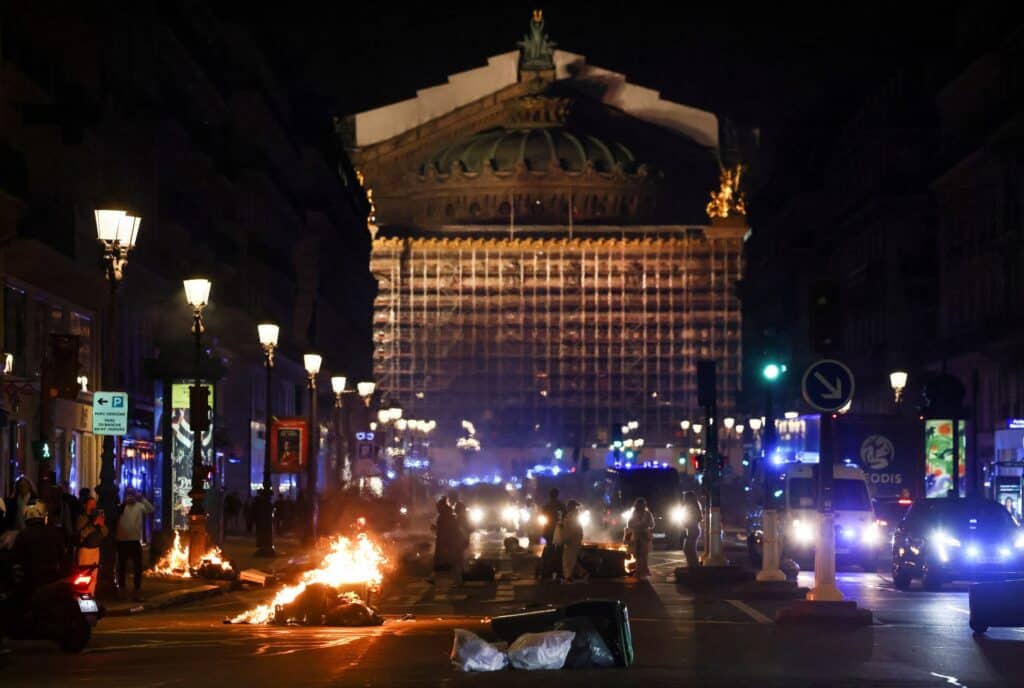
756;508;786;582
705;506;728;566
807;511;843;601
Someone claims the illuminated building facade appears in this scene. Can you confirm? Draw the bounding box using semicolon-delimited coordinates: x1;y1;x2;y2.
343;14;747;448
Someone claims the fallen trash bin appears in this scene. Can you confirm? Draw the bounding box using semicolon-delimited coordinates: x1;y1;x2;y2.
451;629;509;672
507;630;575;670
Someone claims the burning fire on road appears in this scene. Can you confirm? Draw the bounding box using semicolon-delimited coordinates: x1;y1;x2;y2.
149;530;234;579
230;533;388;625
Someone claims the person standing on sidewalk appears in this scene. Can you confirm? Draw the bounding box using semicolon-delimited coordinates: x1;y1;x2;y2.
625;497;655;580
75;497;107;594
539;488;565;581
115;488;153;600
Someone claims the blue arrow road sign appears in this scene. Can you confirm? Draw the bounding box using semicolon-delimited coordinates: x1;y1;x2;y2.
801;359;855;412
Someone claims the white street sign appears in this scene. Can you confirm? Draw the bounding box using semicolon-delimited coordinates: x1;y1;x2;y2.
92;391;128;436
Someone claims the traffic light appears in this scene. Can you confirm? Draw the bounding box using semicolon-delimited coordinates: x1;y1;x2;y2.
190;385;211;432
761;362;786;382
809;280;843;354
32;440;52;464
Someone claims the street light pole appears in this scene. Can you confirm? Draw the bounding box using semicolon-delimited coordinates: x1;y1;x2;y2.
94;209;141;592
255;323;278;557
303;353;322;545
331;376;347;489
183;278;212;566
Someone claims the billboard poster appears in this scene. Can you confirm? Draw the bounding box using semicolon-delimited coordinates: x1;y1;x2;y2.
996;478;1022;522
834;415;922;499
170;383;214;529
270;417;307;473
924;419;966;499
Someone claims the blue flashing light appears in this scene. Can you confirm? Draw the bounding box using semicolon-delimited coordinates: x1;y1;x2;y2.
772;489;784;499
742;459;750;467
464;476;479;486
552;466;561;476
554;448;564;460
492;475;503;484
386;470;396;480
770;453;786;466
447;479;458;487
625;450;635;459
612;440;623;448
744;485;751;492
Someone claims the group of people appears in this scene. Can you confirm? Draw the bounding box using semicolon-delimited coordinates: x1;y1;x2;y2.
431;493;471;584
0;475;154;600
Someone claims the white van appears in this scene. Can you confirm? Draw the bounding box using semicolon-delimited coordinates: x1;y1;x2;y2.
777;462;881;570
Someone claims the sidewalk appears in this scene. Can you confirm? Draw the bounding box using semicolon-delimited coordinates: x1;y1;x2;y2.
101;533;314;616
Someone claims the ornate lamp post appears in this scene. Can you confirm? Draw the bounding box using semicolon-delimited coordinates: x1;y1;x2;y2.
331;375;348;488
183;277;212;564
255;323;278;557
303;353;322;543
889;370;909;405
94;209;140;590
357;381;376;407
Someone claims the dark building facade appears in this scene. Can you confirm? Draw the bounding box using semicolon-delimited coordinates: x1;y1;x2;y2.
0;2;374;532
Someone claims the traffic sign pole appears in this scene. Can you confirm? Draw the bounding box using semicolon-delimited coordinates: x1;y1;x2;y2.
808;411;843;602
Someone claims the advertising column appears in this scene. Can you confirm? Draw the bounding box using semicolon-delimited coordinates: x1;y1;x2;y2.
169;382;214;530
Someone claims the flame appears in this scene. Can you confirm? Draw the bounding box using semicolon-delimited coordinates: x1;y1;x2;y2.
706;164;747;219
150;530;232;578
231;533;387;624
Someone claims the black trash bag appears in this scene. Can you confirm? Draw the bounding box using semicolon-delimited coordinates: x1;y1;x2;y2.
274;583;333;625
324;602;384;627
193;560;236;581
554;617;616;669
462;561;496;582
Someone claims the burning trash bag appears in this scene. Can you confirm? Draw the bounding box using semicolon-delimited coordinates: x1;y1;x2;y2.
274;583;334;625
324;601;384;627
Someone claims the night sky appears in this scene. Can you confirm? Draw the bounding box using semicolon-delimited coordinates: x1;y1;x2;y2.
218;1;1019;185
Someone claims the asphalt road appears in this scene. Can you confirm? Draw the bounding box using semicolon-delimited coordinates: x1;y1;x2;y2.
3;536;1022;687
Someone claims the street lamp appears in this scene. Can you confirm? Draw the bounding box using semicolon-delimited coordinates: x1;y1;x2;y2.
889;370;908;404
94;209;141;591
723;417;735;431
330;376;348;489
254;323;279;557
357;381;376;407
303;353;322;543
692;423;703;435
183;278;212;564
680;420;691;431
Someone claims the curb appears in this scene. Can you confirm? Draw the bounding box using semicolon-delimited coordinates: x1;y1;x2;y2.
105;583;228;616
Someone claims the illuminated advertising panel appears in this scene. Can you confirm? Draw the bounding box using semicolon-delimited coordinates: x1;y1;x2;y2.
170;382;214;529
924;419;965;498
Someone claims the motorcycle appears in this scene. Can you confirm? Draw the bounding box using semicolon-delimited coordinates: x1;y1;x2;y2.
0;561;104;653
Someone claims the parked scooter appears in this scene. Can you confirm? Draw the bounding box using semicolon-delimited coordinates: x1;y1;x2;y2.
0;562;104;653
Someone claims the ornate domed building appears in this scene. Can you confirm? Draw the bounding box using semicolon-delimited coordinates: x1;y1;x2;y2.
341;13;748;461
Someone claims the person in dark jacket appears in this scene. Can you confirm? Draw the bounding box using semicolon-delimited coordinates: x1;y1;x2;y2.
539;488;565;580
14;502;68;590
431;496;455;578
682;491;703;569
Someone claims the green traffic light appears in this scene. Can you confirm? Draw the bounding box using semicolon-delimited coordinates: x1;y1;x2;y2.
762;363;781;381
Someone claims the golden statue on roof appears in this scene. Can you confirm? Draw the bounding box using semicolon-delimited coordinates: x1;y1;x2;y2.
706;164;747;219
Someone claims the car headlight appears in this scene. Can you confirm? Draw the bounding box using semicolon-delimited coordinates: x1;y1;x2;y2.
669;505;687;526
578;510;592;528
537;514;549;527
930;530;961;547
468;506;485;525
621;508;634;521
791;519;814;545
501;505;519;523
861;523;880;546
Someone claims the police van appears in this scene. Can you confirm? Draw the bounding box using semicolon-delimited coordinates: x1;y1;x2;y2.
749;461;881;571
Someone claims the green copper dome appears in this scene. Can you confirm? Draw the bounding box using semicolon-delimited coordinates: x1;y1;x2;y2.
423;126;639;176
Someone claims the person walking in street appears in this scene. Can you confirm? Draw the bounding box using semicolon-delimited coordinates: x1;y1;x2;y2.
681;491;703;570
625;497;655;580
452;501;471;586
75;496;107;594
539;488;565;581
560;500;587;583
115;488;153;600
429;495;455;583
